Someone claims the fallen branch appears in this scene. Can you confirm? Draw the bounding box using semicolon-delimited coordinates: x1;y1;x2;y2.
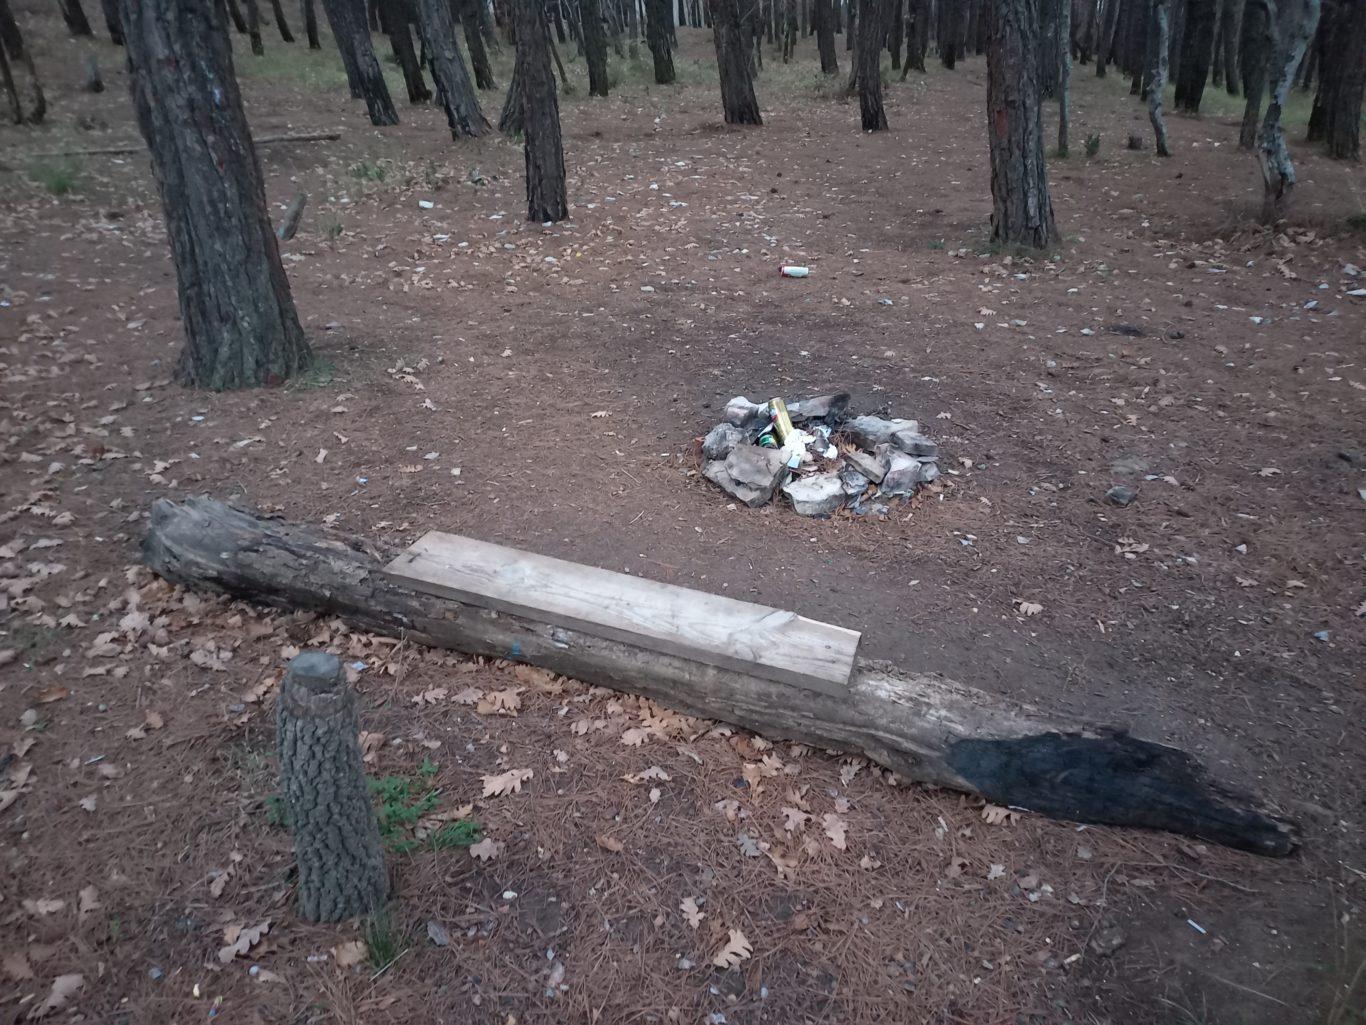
21;131;341;159
143;496;1299;857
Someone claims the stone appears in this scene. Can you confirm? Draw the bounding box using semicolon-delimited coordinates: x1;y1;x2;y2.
1106;323;1146;337
919;461;940;483
891;432;938;459
723;396;766;428
1106;484;1138;507
787;393;850;422
843;448;887;483
781;473;846;516
1127;132;1145;150
843;415;920;451
879;453;925;496
703;447;787;507
1089;927;1126;957
702;423;744;460
838;465;871;495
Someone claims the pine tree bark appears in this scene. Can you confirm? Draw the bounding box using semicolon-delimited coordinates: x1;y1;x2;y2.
708;0;762;122
100;0;124;42
581;0;611;92
1315;0;1363;158
381;0;431;102
1173;0;1215;109
302;0;322;45
646;0;676;79
0;41;19;124
1257;0;1320;220
1238;0;1267;144
1038;0;1062;95
1146;0;1172;153
1218;0;1241;92
907;0;928;68
855;0;887;129
499;44;523;133
515;0;568;220
456;0;496;88
415;0;489;135
0;0;44;123
116;0;313;390
59;0;94;36
225;0;249;32
244;0;265;53
277;652;388;924
887;0;901;65
987;0;1058;248
269;0;296;38
813;0;839;70
1058;0;1071;155
321;0;400;123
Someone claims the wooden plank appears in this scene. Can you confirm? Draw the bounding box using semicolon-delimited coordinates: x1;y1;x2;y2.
384;532;860;697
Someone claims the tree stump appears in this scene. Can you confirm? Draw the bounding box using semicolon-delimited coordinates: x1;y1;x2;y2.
276;652;388;922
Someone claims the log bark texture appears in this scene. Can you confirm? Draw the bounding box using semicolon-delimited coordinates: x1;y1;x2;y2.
581;0;611;93
144;496;1300;858
415;0;489;136
277;651;388;922
514;0;567;221
645;0;676;82
813;0;839;71
855;0;888;129
320;0;400;123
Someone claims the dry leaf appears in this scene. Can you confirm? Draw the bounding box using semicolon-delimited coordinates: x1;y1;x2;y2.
412;687;448;706
218;920;271;963
358;732;385;764
620;727;651;746
981;804;1020;826
781;807;811;833
1015;600;1043;616
28;973;83;1019
713;799;740;822
623;766;671;784
77;886;101;915
595;834;624;853
468;837;502;861
481;768;533;797
822;812;848;850
680;896;704;929
476;687;523;716
22;899;65;917
3;951;34;981
987;863;1006;880
34;686;69;704
711;929;752;969
78;794;97;813
332;939;366;968
452;686;483;705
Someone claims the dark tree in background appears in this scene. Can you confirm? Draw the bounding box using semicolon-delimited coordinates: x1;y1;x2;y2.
645;0;675;82
1307;0;1365;159
708;0;761;123
499;45;523;134
115;0;312;390
855;0;887;129
415;0;489;136
99;0;124;42
268;0;295;40
321;0;400;124
986;0;1057;248
514;0;568;221
1173;0;1216;111
458;0;497;89
380;0;431;103
244;0;265;54
581;0;610;94
1238;0;1268;146
0;0;46;124
813;0;838;72
1218;0;1242;94
58;0;94;36
302;0;321;46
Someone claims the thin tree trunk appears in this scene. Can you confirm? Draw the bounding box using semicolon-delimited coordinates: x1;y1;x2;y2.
225;0;249;32
856;0;887;129
1097;0;1121;72
1238;0;1267;144
1038;0;1061;95
114;0;313;390
908;0;928;67
1058;0;1071;154
514;0;568;221
99;0;124;42
499;43;523;133
1257;0;1320;220
645;0;675;78
887;0;901;64
987;0;1059;248
581;0;611;92
244;0;265;53
321;0;401;123
382;0;431;102
1316;0;1363;158
0;41;20;125
303;0;321;45
708;0;762;123
58;0;94;36
1146;0;1171;153
0;1;45;124
269;0;297;38
457;0;497;87
1173;0;1216;109
814;0;839;68
277;653;389;923
1219;0;1241;92
415;0;489;135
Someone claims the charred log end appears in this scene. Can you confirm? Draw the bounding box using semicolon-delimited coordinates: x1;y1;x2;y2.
947;732;1300;857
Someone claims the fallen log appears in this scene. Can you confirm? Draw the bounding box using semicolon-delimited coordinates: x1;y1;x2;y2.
143;496;1299;857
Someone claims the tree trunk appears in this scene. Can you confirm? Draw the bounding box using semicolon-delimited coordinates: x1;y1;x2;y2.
277;652;389;923
1038;0;1061;96
380;0;430;102
708;0;762;122
1173;0;1216;109
269;0;297;38
1146;0;1172;153
456;0;496;87
1219;0;1241;91
1315;0;1363;158
244;0;265;53
115;0;311;390
225;0;249;32
498;45;523;133
581;0;611;92
414;0;488;135
856;0;887;129
142;496;1301;859
887;0;901;64
784;0;797;59
99;0;123;42
58;0;94;36
1096;0;1121;73
0;42;19;124
814;0;839;69
1238;0;1267;145
1058;0;1071;154
645;0;676;80
515;0;568;221
302;0;322;45
321;0;401;123
908;0;928;68
1257;0;1320;220
0;0;44;123
987;0;1059;248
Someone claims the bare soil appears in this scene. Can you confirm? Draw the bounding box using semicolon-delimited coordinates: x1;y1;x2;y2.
1;7;1363;1024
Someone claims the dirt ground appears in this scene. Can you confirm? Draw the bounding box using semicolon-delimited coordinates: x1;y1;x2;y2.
1;4;1364;1023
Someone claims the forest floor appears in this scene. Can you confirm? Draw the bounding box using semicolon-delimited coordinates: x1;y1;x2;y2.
1;6;1364;1024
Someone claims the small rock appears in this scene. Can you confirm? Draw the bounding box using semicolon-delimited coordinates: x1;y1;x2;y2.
1105;323;1146;337
843;415;920;451
723;396;767;428
782;472;846;516
1127;133;1145;150
788;392;850;423
879;453;925;496
1106;484;1138;507
701;423;744;461
1089;927;1126;957
839;465;872;495
843;448;887;483
703;447;787;507
891;432;938;459
426;920;450;947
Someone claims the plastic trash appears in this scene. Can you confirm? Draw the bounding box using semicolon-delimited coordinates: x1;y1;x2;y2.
780;266;810;278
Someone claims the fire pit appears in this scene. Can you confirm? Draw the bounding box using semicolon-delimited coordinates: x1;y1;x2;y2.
699;392;941;517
